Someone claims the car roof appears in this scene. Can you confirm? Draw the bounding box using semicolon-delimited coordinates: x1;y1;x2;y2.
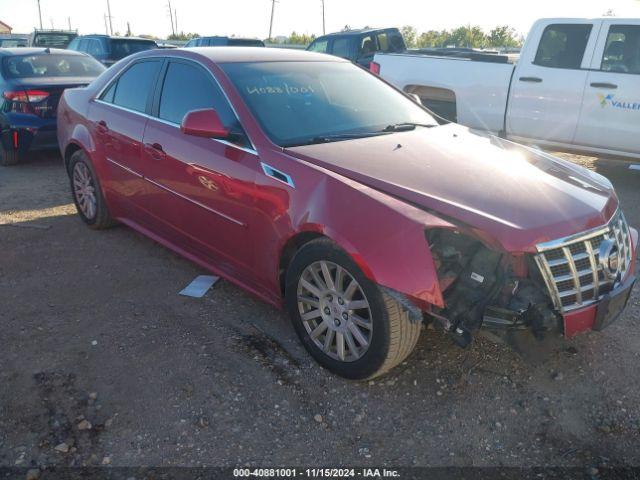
318;28;398;38
79;34;156;41
0;47;87;56
194;36;262;41
167;46;347;63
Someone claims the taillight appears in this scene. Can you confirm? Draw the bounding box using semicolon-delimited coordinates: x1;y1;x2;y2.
3;90;50;103
369;61;381;75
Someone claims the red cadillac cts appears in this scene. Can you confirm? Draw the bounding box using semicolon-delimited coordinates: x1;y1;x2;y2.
57;47;637;379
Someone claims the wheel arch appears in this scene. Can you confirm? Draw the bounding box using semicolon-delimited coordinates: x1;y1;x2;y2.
63;124;96;174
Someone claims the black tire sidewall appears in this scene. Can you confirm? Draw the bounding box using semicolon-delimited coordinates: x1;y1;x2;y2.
0;145;20;166
68;151;102;226
285;239;391;380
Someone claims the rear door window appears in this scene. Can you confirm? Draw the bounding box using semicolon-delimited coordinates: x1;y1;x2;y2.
103;60;161;113
601;25;640;74
330;38;351;59
534;24;593;69
88;39;103;56
158;60;238;129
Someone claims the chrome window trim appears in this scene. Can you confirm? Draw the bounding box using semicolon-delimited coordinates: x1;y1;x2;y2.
94;99;258;156
93;55;258;155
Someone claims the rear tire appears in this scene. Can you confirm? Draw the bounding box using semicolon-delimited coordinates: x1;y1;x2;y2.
0;146;21;166
68;150;117;230
285;238;421;380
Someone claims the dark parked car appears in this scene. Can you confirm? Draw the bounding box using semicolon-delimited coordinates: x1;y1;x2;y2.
0;35;28;48
184;36;265;47
0;48;104;165
68;35;158;66
307;28;405;67
28;29;78;48
57;48;636;379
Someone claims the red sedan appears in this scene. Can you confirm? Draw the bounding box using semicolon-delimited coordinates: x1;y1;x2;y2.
58;47;637;379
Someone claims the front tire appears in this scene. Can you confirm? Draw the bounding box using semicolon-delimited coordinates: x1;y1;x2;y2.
285;238;421;380
68;150;116;229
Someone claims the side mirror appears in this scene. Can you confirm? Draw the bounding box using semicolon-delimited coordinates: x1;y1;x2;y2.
408;93;423;105
181;108;229;139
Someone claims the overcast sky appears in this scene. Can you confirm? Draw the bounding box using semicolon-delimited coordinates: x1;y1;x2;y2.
2;0;639;39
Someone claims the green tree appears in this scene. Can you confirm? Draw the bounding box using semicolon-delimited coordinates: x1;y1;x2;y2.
487;26;522;48
401;25;417;48
287;31;316;45
448;25;486;48
167;31;199;41
416;30;448;48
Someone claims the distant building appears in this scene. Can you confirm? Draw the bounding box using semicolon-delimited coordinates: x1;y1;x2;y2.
274;36;288;44
0;20;12;34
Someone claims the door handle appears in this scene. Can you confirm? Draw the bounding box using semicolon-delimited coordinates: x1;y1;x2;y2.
144;142;166;160
519;76;543;83
590;82;618;89
96;120;108;133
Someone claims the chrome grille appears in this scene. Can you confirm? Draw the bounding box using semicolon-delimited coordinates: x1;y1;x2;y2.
535;210;633;312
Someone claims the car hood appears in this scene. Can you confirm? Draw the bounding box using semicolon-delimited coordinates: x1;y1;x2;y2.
285;124;619;253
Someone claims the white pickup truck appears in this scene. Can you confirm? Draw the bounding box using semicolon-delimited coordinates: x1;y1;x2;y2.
372;18;640;159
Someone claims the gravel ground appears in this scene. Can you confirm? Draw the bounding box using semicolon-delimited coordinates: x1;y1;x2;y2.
0;151;639;470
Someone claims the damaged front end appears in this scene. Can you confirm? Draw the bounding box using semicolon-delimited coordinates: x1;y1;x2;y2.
425;228;559;347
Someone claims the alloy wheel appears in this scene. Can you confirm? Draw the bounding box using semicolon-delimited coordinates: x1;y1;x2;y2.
73;162;97;220
297;261;373;362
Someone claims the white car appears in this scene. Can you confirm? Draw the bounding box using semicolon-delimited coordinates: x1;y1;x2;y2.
373;18;640;160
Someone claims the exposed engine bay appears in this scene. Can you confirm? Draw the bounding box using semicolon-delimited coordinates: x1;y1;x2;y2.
426;228;559;347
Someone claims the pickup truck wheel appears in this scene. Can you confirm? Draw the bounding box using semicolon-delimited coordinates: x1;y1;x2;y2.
0;146;21;166
285;239;421;380
69;150;116;229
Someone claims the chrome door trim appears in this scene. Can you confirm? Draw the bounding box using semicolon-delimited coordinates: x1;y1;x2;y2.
144;177;246;227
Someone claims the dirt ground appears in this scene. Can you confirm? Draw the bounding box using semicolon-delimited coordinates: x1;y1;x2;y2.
1;150;639;471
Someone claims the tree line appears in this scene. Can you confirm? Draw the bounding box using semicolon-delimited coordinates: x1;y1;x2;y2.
165;25;524;49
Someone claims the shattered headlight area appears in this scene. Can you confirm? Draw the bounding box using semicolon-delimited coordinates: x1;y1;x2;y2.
425;228;559;347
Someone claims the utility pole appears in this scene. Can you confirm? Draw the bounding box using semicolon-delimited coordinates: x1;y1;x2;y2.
36;0;43;29
321;0;325;35
106;0;114;35
174;9;178;33
268;0;277;40
167;0;175;36
104;14;109;35
68;17;72;30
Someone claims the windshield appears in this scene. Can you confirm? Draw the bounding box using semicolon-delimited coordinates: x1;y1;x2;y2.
110;39;157;60
2;54;105;79
221;61;437;147
32;33;77;48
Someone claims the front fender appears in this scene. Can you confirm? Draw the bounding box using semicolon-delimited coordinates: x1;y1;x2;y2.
300;174;452;308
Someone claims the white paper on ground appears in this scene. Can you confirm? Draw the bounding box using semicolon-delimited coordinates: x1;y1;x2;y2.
179;275;219;298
